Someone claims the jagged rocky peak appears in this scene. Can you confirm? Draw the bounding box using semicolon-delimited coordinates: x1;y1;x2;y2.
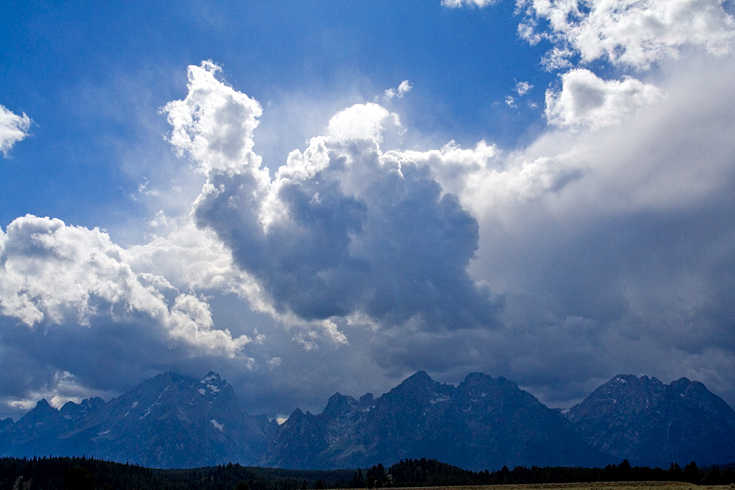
3;369;734;470
282;407;307;426
566;373;735;466
128;370;232;403
567;374;668;421
668;376;693;391
59;397;105;420
458;372;540;404
34;399;53;410
200;371;227;389
463;371;494;386
460;372;517;391
198;371;230;399
667;376;714;401
666;376;735;416
384;370;453;403
401;370;435;388
134;371;183;394
322;392;359;416
11;398;68;433
606;374;666;391
359;393;375;408
19;399;58;421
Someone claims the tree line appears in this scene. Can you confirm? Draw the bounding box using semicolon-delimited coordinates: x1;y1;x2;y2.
362;458;735;488
1;456;734;490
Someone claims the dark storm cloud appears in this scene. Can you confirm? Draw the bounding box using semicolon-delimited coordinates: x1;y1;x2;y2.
195;148;497;331
464;55;735;406
158;57;735;412
166;63;499;333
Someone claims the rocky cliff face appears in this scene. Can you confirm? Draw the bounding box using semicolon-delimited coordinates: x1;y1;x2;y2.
566;374;735;466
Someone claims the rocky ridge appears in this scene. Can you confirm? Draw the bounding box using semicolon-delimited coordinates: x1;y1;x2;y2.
1;371;735;470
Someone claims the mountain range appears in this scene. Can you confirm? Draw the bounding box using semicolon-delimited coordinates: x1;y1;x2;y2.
1;371;734;470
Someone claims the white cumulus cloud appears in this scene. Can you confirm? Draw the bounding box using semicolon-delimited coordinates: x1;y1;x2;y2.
162;60;264;175
545;69;664;130
0;104;31;156
326;103;403;143
518;0;735;69
0;214;251;358
442;0;497;7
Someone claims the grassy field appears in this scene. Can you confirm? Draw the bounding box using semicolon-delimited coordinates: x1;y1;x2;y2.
348;483;735;490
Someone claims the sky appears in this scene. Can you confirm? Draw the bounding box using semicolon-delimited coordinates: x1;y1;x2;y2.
2;0;735;421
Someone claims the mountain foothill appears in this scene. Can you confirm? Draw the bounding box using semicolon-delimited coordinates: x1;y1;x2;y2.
1;370;734;471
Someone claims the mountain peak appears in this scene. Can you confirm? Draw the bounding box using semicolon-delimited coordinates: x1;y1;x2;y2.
201;371;222;382
4;370;735;470
597;374;666;394
568;373;735;466
461;372;516;389
358;393;374;407
59;397;105;420
35;399;52;409
397;370;434;389
383;371;447;404
669;376;693;391
198;371;228;398
322;392;357;416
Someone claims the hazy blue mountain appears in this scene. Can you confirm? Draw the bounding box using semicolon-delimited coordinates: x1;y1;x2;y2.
59;396;105;421
566;374;735;467
261;371;612;470
2;371;734;470
0;398;73;458
0;371;272;468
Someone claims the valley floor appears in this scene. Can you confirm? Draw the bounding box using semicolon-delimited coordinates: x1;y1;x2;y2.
343;483;733;490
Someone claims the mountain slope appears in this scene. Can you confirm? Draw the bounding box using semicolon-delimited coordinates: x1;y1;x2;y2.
2;371;735;470
261;371;611;470
567;374;735;466
0;372;272;468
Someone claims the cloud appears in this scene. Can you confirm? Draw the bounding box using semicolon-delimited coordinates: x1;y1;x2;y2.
518;0;735;69
515;81;533;96
462;53;735;406
162;62;499;338
517;1;734;134
325;103;403;143
0;214;254;417
384;80;413;100
5;0;735;421
0;104;31;157
162;60;264;175
545;69;664;130
442;0;497;7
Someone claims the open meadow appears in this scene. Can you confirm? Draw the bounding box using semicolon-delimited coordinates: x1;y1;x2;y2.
351;483;735;490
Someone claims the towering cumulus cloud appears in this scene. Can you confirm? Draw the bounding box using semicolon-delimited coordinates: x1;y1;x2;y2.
163;62;497;336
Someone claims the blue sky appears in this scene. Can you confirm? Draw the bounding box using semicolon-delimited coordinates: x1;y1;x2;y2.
1;1;549;229
2;0;735;421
